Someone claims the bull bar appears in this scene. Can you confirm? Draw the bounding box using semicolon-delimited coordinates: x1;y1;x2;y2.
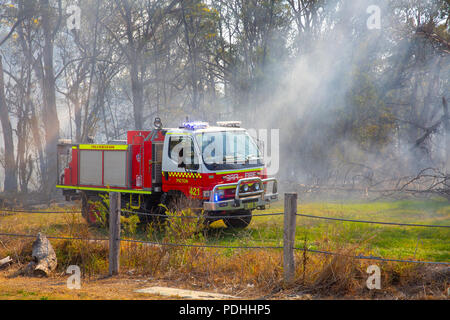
203;177;278;211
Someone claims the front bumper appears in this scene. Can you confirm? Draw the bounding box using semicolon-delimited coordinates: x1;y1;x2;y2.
203;177;278;211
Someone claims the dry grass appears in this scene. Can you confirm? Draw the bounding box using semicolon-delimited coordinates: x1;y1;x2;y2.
0;203;448;299
2;239;447;299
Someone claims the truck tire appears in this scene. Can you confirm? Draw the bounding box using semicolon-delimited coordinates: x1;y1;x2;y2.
141;195;168;227
223;210;252;229
136;193;174;229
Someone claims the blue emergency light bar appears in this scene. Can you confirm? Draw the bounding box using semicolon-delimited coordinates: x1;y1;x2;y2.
182;121;209;130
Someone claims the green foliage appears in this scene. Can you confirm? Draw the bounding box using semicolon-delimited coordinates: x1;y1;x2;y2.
121;214;140;236
161;207;205;244
343;68;395;153
88;194;109;229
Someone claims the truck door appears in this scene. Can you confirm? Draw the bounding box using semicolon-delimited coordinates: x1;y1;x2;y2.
162;135;201;197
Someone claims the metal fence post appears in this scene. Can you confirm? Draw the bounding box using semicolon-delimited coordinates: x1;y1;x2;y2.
283;193;297;285
109;192;120;276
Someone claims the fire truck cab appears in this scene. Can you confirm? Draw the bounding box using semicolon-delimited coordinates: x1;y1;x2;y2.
57;119;278;228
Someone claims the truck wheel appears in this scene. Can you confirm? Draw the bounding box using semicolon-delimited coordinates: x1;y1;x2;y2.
138;194;169;228
145;203;168;228
223;210;252;229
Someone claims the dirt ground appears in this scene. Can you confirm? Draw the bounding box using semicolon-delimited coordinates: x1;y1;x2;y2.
0;266;190;300
1;265;449;300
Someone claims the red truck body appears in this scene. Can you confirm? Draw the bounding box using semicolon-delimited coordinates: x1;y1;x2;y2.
57;121;278;227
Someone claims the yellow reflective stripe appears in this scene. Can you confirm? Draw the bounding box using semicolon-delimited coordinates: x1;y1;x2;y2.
78;144;128;151
216;168;263;175
218;185;236;190
167;172;202;179
56;185;152;194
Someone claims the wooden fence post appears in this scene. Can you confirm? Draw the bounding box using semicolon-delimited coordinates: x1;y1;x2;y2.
283;193;297;285
109;192;120;276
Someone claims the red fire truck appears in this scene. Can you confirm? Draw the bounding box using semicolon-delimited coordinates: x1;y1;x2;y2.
56;119;278;228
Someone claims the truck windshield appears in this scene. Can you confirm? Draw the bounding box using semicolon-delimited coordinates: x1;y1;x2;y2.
195;130;263;170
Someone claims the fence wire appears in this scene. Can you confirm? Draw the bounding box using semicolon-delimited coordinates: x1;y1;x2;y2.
296;213;450;228
1;204;449;266
0;231;448;266
0;232;108;241
4;207;448;229
123;209;450;228
121;209;284;219
0;208;81;214
118;237;450;266
292;247;450;266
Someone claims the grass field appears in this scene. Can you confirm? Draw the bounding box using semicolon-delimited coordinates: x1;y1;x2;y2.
211;198;450;262
0;198;449;299
135;198;450;263
1;198;449;262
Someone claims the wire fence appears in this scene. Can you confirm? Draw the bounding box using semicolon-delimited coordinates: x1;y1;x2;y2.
295;213;450;228
0;208;81;214
123;209;450;228
122;209;284;220
0;232;108;241
1;194;449;273
3;207;448;228
1;231;448;266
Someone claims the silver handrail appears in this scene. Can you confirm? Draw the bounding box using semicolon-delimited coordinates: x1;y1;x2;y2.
209;177;278;202
262;177;277;196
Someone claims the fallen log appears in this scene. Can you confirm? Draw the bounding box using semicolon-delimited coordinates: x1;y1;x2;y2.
21;233;57;277
0;256;12;268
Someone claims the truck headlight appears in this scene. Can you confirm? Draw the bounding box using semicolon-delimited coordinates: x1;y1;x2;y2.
254;183;260;191
243;184;249;192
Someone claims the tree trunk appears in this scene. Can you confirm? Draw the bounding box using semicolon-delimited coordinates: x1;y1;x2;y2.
0;55;18;192
443;97;449;175
29;103;45;187
40;0;60;196
130;59;144;130
70;84;82;143
16;109;27;193
181;2;200;112
16;8;45;189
